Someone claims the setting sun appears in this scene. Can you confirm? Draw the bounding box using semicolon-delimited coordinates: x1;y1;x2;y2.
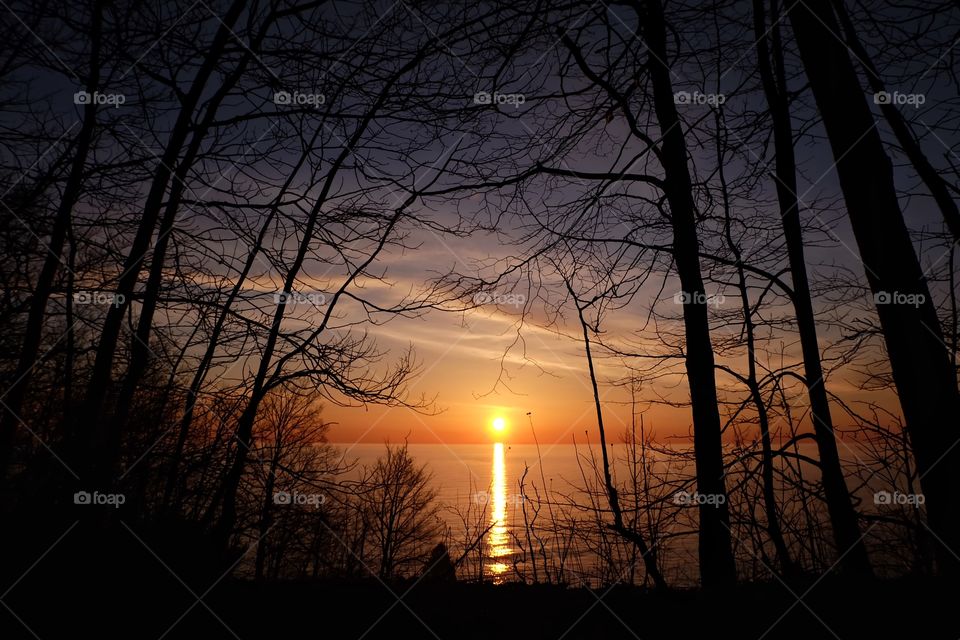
492;417;506;433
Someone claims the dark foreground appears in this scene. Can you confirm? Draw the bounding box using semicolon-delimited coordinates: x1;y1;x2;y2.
0;526;955;640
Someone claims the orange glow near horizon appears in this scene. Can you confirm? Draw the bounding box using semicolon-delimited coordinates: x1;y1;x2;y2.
319;309;905;445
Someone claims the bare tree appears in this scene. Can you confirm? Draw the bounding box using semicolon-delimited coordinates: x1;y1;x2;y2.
789;0;960;574
0;0;105;485
354;441;444;579
751;0;871;576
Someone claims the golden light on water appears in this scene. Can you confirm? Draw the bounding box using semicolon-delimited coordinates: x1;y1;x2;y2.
487;441;510;581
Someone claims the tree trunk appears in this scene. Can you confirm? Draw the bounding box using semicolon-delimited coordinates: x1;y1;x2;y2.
790;0;960;575
255;447;281;581
716;105;797;577
642;0;737;588
753;0;872;576
832;0;960;242
110;4;297;464
570;281;669;590
0;0;103;484
210;49;430;549
80;0;247;487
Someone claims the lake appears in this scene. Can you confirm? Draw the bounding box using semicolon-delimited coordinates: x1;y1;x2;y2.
334;439;914;586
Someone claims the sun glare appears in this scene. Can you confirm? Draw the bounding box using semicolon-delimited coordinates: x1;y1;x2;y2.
492;417;506;433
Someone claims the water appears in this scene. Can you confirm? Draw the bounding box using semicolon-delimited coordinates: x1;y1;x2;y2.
336;440;916;586
338;441;698;585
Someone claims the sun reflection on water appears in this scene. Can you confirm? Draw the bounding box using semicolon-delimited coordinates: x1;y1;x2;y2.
487;441;511;582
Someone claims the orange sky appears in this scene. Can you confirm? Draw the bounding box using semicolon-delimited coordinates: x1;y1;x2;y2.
323;307;627;445
313;236;902;446
321;302;897;445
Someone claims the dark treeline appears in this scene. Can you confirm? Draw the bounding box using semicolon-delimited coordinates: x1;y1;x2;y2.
0;0;958;635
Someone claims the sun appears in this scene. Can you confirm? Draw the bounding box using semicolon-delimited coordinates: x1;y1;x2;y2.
492;417;506;433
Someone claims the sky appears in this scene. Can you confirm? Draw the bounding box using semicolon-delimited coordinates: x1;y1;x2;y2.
318;224;906;445
322;305;666;445
20;0;942;448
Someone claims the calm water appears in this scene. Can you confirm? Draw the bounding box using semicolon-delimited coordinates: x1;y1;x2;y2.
339;442;697;584
336;441;906;585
